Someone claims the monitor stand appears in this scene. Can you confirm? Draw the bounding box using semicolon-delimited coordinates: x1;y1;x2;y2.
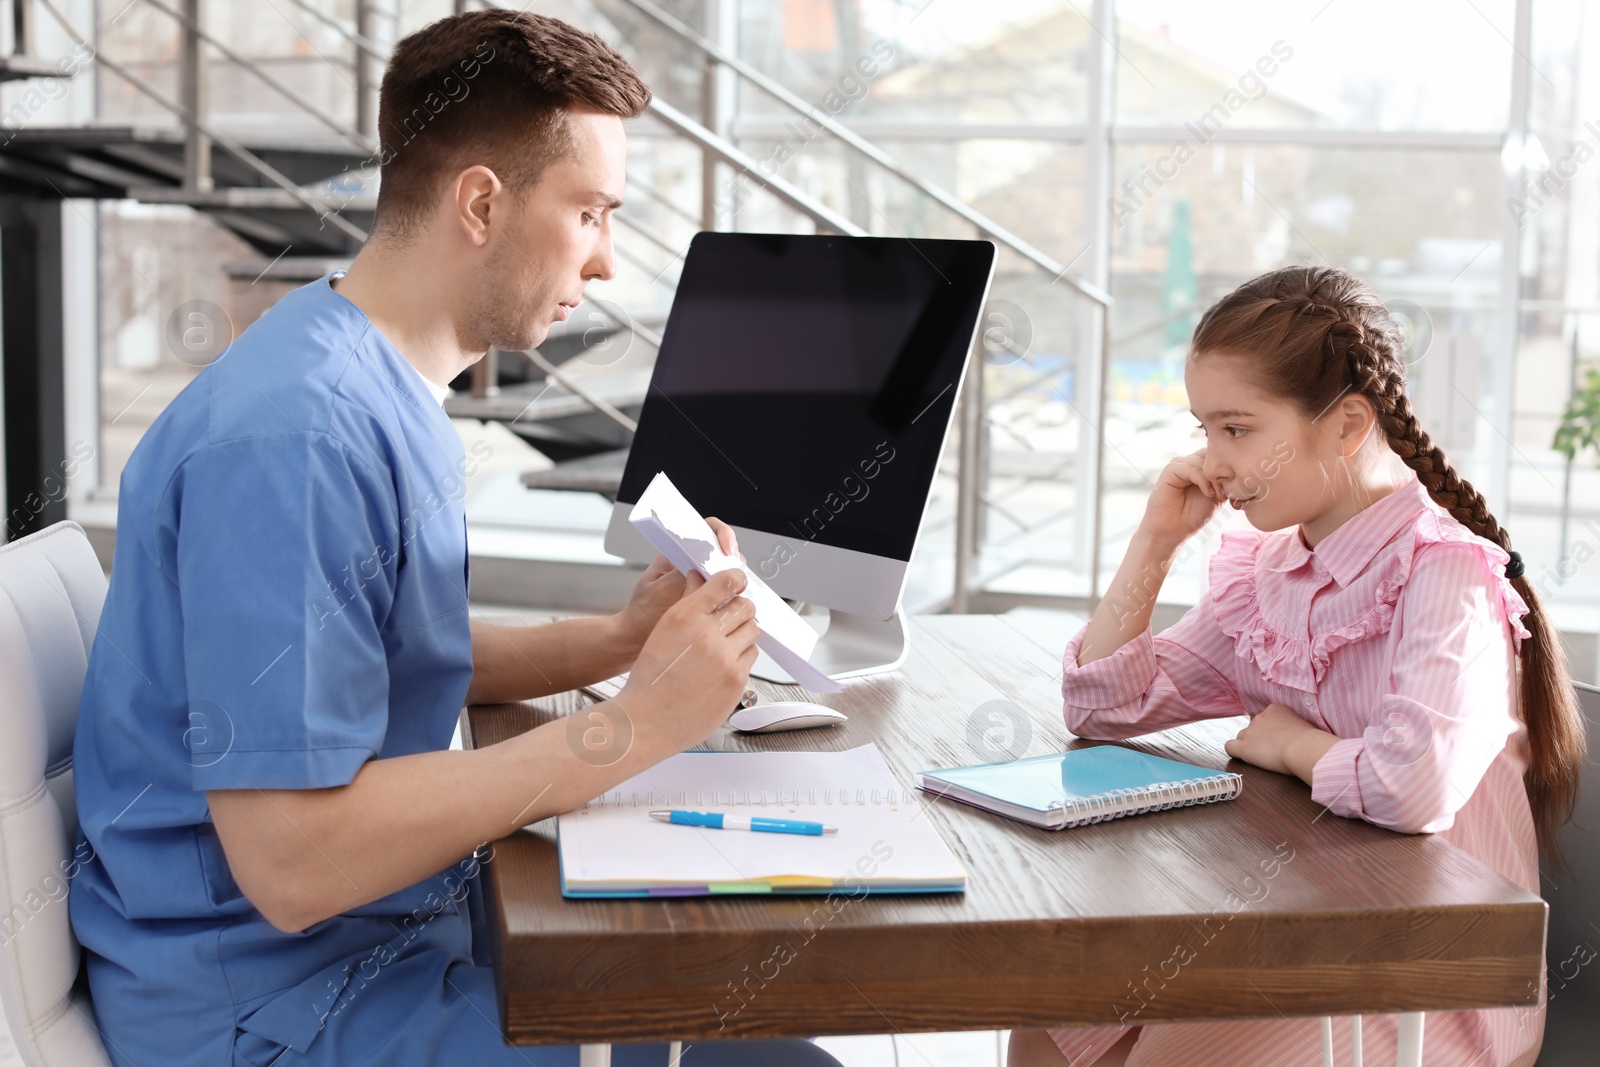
749;604;910;684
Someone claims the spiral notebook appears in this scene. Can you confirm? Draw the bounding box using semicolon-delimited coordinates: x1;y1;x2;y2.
554;744;967;898
915;745;1243;830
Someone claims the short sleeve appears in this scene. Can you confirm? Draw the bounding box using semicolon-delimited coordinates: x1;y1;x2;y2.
173;432;399;791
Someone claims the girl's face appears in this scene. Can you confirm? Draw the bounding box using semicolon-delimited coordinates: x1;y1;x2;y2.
1184;352;1364;535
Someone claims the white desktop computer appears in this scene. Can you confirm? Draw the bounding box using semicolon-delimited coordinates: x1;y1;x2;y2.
603;232;996;682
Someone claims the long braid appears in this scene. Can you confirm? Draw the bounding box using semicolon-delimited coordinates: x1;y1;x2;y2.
1322;306;1582;868
1194;265;1587;870
1332;320;1511;549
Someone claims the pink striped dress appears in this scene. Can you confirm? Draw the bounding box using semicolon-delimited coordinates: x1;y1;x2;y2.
1048;477;1544;1067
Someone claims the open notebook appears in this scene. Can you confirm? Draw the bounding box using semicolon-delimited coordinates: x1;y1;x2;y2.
917;745;1243;830
554;744;968;897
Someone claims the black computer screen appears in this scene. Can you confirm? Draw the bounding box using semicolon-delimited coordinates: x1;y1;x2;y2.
617;233;995;561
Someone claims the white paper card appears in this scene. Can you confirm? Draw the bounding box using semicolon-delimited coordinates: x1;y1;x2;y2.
629;471;843;693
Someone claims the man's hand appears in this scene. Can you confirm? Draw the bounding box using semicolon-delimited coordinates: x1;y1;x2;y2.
614;517;743;659
466;519;748;706
1224;702;1339;784
620;567;759;755
613;555;686;657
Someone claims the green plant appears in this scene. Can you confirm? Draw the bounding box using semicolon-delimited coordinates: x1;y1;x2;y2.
1553;367;1600;462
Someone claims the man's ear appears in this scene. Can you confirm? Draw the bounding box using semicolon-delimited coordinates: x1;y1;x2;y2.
452;165;503;247
1337;393;1378;457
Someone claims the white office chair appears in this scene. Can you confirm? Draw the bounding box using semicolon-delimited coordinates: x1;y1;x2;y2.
0;521;113;1066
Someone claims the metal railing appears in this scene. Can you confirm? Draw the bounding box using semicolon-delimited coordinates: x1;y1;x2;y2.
605;0;1116;606
138;0;376;154
37;0;1115;610
224;0;854;377
281;0;385;59
640;94;866;237
37;0;369;242
614;0;1112;305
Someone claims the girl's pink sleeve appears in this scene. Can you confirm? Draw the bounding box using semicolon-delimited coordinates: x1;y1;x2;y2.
1061;596;1246;739
1309;542;1528;834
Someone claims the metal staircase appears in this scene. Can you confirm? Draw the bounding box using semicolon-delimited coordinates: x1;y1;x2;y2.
0;124;372;254
0;0;68;81
0;0;1114;607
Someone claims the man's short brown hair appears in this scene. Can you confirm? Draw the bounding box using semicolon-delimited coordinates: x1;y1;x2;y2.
372;10;651;239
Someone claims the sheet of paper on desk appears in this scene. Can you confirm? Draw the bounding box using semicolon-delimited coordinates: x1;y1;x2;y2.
629;471;843;693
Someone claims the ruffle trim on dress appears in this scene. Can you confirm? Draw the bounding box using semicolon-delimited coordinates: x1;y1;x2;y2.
1207;511;1531;690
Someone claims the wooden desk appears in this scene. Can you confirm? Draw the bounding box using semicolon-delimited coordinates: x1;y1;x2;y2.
464;615;1544;1049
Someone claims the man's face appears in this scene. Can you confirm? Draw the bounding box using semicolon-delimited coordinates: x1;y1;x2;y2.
470;110;625;354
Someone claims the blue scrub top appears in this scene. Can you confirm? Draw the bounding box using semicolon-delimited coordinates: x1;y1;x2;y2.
70;274;485;1065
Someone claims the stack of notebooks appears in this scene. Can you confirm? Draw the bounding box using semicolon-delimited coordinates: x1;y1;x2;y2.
554;744;968;898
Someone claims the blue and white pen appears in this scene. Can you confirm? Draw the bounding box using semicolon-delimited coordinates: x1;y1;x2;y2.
648;809;838;836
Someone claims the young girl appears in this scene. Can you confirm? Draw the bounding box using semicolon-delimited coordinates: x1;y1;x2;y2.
1007;266;1586;1067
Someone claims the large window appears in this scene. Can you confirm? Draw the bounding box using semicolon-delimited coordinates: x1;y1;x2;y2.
36;0;1600;654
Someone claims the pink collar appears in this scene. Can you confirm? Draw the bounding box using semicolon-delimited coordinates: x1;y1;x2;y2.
1264;478;1432;589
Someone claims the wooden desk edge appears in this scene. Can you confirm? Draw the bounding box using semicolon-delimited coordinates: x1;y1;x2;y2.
460;613;1548;1044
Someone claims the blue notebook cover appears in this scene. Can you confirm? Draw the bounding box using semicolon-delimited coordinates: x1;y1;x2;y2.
916;745;1243;830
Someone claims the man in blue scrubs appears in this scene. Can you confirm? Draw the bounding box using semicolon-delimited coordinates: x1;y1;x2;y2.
69;10;843;1066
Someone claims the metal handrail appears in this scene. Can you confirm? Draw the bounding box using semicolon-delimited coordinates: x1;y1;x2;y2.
615;0;1113;307
119;0;670;423
281;0;387;59
65;0;1110;568
622;172;703;229
37;0;369;244
612;236;680;285
268;0;867;238
632;97;866;237
585;295;664;349
138;0;377;154
614;210;686;261
513;349;639;434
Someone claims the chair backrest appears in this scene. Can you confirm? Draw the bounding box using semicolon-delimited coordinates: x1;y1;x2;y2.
0;522;112;1067
1537;681;1600;1064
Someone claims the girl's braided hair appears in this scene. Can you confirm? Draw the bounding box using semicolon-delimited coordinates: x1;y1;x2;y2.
1193;266;1584;867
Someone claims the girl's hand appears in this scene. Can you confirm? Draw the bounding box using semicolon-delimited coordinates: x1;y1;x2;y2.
1225;703;1339;784
1137;449;1224;550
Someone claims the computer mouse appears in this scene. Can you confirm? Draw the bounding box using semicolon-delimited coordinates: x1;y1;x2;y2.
727;701;848;733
